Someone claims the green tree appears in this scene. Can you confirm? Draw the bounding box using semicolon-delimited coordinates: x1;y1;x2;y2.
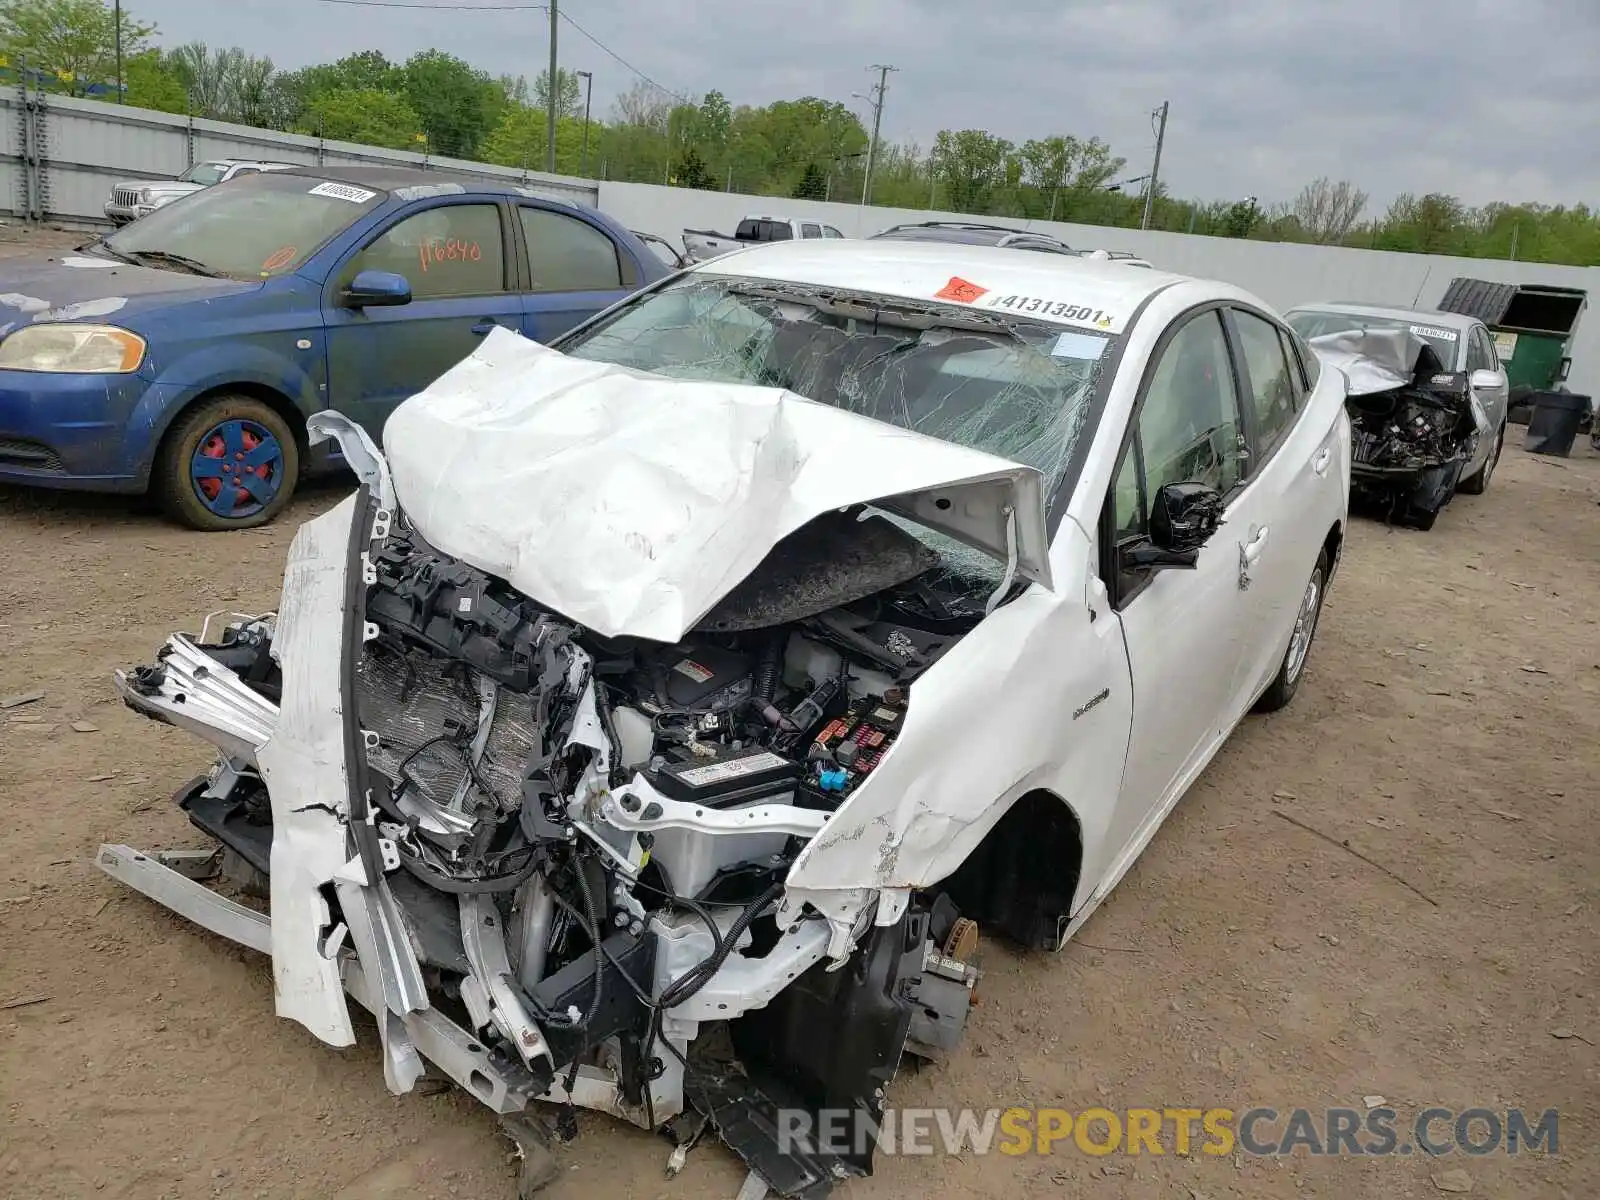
1376;192;1468;255
792;162;827;200
1220;197;1262;238
482;107;592;175
672;146;715;190
532;68;583;119
932;129;1013;213
402;50;496;158
0;0;152;95
122;47;185;112
300;87;421;150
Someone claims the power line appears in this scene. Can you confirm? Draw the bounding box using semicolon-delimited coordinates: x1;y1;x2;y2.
557;10;691;101
317;0;546;8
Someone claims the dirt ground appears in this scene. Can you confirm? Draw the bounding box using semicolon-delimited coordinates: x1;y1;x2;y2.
1;225;1598;1200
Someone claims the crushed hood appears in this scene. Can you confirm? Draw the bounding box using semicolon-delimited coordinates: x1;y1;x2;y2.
1307;327;1434;397
382;328;1053;643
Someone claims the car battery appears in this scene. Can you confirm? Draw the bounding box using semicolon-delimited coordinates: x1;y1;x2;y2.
650;744;801;808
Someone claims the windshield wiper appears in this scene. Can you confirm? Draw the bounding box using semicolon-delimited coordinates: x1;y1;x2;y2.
77;238;136;265
123;250;223;278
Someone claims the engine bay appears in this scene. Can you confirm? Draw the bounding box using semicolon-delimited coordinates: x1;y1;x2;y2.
110;495;988;1197
1345;349;1482;527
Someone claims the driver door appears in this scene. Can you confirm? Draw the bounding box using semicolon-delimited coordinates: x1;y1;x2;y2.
322;199;522;440
1097;308;1268;875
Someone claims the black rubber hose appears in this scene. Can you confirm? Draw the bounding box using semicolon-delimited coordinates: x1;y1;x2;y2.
537;859;607;1030
659;881;784;1010
397;846;541;894
753;633;784;703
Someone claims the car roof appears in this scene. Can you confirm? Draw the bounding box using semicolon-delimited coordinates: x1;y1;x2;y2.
275;164;571;203
691;238;1190;331
1285;300;1478;330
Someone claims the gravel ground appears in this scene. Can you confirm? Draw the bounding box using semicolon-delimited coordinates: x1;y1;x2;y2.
0;223;1597;1200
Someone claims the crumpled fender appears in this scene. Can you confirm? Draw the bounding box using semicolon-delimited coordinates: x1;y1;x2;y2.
786;520;1131;911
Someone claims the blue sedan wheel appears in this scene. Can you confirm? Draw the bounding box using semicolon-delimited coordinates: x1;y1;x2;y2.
156;396;300;531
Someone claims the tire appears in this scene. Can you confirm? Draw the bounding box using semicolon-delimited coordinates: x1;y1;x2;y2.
1457;423;1504;495
154;395;300;531
1253;549;1328;714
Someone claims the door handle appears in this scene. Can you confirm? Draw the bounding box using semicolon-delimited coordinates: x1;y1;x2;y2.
1312;448;1332;476
471;319;506;336
1242;525;1270;564
1238;526;1268;590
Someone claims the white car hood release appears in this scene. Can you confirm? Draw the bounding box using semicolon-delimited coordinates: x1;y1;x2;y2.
382;327;1054;643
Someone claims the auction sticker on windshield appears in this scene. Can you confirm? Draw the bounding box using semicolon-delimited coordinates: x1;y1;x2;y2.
1410;323;1459;342
935;277;989;304
308;181;378;204
981;293;1119;331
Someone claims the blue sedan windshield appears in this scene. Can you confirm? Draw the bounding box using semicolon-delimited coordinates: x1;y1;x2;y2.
105;173;384;279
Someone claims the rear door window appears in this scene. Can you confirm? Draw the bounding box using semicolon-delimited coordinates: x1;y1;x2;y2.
1231;309;1299;455
801;222;822;239
518;206;624;292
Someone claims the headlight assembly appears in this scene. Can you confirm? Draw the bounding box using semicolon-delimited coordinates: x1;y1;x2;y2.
0;324;147;373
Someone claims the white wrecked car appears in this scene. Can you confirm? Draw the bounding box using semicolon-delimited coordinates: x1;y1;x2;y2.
100;241;1350;1196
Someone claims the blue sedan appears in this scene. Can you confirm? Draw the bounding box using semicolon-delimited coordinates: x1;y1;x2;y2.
0;167;671;529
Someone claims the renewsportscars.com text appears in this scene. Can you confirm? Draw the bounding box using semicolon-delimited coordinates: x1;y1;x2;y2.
777;1106;1559;1158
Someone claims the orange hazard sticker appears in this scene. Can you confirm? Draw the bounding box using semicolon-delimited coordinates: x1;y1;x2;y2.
935;276;988;303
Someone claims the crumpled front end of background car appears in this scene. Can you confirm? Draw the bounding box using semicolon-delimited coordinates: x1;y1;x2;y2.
1310;326;1489;529
95;337;1047;1197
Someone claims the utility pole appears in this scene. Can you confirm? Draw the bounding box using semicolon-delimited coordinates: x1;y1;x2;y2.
859;64;896;207
1141;99;1168;231
545;0;559;172
114;0;124;102
577;69;593;177
1509;221;1520;261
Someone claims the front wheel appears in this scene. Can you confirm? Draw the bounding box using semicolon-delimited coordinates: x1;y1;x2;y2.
1253;550;1328;714
154;396;299;531
1457;423;1504;495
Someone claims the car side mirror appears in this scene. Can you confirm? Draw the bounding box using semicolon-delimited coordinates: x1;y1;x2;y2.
342;269;412;308
1150;481;1225;554
1469;368;1502;391
1117;482;1225;574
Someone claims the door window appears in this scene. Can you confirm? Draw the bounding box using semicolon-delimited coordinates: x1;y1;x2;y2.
1467;327;1496;373
1137;310;1244;505
518;206;624;292
344;203;506;299
822;226;844;238
1232;309;1299;453
801;222;822;239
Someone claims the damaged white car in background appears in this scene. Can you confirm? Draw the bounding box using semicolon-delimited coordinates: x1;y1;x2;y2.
100;241;1351;1199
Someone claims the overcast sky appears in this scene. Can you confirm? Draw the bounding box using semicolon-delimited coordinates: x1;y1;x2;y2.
134;0;1599;211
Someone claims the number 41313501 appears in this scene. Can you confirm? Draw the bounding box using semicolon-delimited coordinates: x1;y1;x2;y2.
987;294;1110;325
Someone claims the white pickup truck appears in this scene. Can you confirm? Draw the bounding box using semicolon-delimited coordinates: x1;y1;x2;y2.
681;214;846;263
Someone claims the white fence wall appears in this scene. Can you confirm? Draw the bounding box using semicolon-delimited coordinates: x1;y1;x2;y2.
2;91;597;223
5;92;1597;396
599;181;1600;397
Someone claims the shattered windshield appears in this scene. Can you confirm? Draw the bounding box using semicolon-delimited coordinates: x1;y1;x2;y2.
560;274;1114;594
1287;310;1462;369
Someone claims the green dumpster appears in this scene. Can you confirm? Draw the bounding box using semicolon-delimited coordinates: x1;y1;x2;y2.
1437;278;1588;423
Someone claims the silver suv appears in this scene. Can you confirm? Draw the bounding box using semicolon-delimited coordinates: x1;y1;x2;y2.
104;159;297;224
